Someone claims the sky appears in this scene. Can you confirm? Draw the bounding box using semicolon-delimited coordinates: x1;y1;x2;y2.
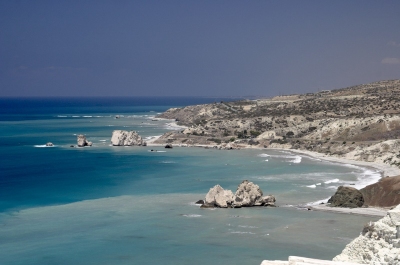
1;1;400;98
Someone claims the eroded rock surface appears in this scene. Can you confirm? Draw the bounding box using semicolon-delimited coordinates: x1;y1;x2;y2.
202;180;275;208
328;186;364;208
111;130;145;146
361;176;400;207
77;135;92;147
333;204;400;264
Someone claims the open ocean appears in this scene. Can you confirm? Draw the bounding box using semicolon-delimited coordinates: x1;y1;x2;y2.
0;97;381;265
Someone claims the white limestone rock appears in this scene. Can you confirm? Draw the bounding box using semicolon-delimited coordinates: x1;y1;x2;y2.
204;185;234;208
333;204;400;265
111;130;144;146
77;135;92;147
233;180;264;207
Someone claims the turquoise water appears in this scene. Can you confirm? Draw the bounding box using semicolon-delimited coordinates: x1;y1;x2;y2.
0;98;379;264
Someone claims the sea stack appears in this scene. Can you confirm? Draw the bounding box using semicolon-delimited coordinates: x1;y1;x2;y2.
202;180;276;208
77;135;92;147
111;130;145;146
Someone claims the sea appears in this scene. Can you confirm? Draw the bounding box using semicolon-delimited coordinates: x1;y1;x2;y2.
0;97;382;265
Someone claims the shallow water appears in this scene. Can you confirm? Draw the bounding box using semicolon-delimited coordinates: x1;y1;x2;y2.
0;98;380;264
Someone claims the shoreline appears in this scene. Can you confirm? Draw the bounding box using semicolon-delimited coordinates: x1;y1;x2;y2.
145;138;400;217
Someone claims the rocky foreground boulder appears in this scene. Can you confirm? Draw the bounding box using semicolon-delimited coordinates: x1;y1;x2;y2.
77;135;92;147
333;204;400;264
111;130;145;146
360;176;400;207
202;180;276;208
327;186;364;208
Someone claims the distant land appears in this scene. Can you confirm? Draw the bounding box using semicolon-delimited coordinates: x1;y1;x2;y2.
154;79;400;169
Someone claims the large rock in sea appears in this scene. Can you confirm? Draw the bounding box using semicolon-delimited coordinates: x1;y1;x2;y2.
77;135;92;147
360;175;400;207
327;186;364;208
111;130;145;146
202;180;276;208
204;185;234;208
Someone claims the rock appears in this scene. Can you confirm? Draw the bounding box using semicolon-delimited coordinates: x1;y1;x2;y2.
111;130;144;146
233;180;264;207
45;142;53;146
165;144;173;149
142;141;147;146
334;204;400;264
70;145;74;148
327;186;364;208
203;181;276;208
204;185;234;208
195;200;204;205
360;175;400;207
77;135;92;147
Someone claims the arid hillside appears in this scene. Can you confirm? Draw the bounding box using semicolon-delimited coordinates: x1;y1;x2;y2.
155;80;400;167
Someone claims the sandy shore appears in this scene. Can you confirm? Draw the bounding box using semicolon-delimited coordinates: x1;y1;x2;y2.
145;138;400;216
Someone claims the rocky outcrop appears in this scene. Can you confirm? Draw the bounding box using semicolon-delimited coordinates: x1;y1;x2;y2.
77;135;92;147
328;186;364;208
111;130;145;146
45;142;53;146
333;204;400;264
202;180;276;208
203;185;234;208
361;176;400;207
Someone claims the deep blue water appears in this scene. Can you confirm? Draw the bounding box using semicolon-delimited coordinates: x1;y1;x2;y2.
0;97;380;265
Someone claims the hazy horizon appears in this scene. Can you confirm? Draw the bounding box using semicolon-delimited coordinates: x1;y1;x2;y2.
1;1;400;98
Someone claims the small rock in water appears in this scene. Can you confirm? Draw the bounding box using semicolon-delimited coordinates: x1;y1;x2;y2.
70;145;74;148
45;142;53;146
165;144;173;149
195;200;204;205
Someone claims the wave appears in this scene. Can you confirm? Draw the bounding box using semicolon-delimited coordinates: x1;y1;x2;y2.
181;214;202;218
57;115;67;117
230;231;256;235
99;140;107;142
258;153;302;163
72;116;80;118
34;145;56;148
324;178;340;184
306;184;316;188
83;116;92;118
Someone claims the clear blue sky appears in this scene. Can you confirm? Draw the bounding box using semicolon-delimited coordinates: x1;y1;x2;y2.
1;0;400;97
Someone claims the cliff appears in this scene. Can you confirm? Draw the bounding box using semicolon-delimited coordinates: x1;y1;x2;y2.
361;176;400;207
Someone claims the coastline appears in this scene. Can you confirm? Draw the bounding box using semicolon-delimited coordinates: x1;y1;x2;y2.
145;135;400;217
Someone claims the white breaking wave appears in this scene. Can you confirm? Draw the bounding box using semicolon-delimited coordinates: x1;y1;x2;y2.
306;184;316;188
324;178;340;184
83;116;92;118
34;145;56;148
57;115;67;117
258;153;302;163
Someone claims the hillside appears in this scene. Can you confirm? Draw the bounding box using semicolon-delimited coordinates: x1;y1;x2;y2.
155;80;400;168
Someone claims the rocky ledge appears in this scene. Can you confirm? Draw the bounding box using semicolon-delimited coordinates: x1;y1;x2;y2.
111;130;146;146
200;180;276;208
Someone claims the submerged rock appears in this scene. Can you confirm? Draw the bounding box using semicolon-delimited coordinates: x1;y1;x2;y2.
111;130;144;146
328;186;364;208
202;180;276;208
77;135;92;147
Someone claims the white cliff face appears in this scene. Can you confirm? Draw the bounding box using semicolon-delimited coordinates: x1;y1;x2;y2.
333;205;400;265
111;130;144;146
